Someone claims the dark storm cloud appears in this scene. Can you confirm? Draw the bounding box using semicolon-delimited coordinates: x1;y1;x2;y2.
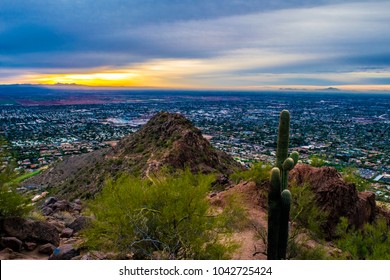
0;0;371;67
1;0;390;87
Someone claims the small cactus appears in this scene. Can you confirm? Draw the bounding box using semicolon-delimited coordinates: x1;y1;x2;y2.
267;110;299;260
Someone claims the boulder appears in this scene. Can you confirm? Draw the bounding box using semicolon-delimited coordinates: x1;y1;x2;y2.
356;191;376;226
68;216;91;232
24;242;37;251
51;200;71;212
38;243;56;255
60;228;74;238
47;219;65;233
44;197;57;206
1;237;23;252
289;164;376;238
0;248;29;260
49;244;79;260
66;202;82;213
3;217;60;246
42;206;54;216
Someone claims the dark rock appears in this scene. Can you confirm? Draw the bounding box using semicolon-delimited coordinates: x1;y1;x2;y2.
38;243;56;255
0;248;31;260
1;237;23;252
356;192;376;225
47;220;65;233
290;164;376;238
24;242;37;251
44;197;57;206
68;216;91;232
69;202;82;212
73;199;82;205
52;200;71;212
42;206;54;216
60;228;74;238
209;192;217;198
49;244;79;260
211;174;231;188
3;217;60;246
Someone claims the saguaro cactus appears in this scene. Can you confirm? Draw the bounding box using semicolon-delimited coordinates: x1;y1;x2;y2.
267;110;299;260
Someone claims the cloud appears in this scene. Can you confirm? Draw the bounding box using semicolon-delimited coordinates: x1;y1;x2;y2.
1;0;390;88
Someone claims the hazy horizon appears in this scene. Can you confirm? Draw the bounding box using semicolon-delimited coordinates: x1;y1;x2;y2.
1;0;390;91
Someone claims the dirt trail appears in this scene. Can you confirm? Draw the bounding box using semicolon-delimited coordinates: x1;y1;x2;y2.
210;181;268;260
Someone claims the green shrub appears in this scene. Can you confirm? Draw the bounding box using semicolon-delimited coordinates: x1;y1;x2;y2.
309;155;326;167
230;162;271;185
0;139;32;220
289;183;328;240
82;170;238;259
0;186;32;219
336;217;390;259
342;167;370;192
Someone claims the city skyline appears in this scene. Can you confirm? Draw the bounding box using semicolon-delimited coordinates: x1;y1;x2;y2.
1;0;390;91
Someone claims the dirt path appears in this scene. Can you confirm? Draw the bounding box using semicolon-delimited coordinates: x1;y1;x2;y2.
210;181;268;260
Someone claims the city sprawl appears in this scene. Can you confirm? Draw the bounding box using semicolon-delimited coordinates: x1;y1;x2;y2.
0;89;389;201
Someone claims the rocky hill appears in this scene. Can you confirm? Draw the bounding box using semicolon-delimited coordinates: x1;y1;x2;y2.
25;112;243;199
289;164;376;239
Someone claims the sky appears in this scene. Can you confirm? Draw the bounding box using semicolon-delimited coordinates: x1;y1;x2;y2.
1;0;390;90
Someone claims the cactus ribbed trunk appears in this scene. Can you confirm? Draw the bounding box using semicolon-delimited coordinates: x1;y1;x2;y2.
267;110;298;260
267;168;282;260
276;110;290;170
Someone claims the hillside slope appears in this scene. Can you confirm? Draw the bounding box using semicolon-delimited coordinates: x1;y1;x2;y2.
25;112;243;199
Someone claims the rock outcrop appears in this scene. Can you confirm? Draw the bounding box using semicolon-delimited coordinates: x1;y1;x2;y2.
0;196;87;259
2;217;60;246
290;164;376;238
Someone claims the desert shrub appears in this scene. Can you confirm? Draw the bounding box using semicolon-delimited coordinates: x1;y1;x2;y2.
0;186;32;219
230;162;271;185
309;155;326;167
217;193;250;231
288;240;330;260
0;141;32;220
82;170;238;259
289;183;328;240
342;167;370;191
336;217;390;259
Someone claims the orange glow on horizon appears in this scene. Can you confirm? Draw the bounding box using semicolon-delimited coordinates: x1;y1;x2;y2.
2;58;390;92
33;72;146;87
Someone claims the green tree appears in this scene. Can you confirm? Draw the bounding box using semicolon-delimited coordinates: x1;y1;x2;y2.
0;138;31;220
83;170;238;259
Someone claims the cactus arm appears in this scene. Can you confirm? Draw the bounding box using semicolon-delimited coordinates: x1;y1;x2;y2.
290;151;299;165
281;157;295;190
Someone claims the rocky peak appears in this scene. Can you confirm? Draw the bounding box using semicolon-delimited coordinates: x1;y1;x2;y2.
25;112;243;199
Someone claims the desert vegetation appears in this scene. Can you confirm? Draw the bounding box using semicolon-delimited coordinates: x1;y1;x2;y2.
0;138;32;220
82;169;241;259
